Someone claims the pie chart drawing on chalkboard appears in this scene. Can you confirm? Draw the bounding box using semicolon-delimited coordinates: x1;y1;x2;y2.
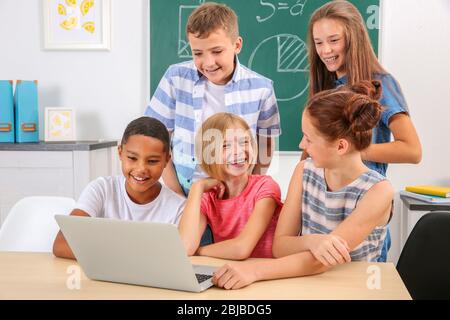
248;33;309;102
178;5;198;58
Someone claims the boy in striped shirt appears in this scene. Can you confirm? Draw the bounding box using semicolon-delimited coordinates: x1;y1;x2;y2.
145;2;281;200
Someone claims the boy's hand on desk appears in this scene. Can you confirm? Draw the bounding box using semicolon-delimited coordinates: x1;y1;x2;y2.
212;262;257;290
307;234;351;267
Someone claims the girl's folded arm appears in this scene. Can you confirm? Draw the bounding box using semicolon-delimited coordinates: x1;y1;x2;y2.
363;113;422;164
199;197;277;260
272;160;313;257
330;180;394;251
257;250;330;281
213;250;330;289
178;182;207;256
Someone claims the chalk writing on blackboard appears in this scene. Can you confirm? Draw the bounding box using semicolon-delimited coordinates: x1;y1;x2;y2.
256;0;308;23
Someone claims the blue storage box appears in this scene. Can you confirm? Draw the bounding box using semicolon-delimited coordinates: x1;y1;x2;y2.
0;80;15;143
14;80;39;143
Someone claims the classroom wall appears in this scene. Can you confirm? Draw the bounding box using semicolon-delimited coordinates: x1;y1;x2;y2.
1;0;449;263
378;0;450;262
0;0;147;141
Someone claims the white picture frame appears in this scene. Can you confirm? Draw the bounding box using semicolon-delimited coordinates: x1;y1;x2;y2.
44;107;77;141
43;0;111;50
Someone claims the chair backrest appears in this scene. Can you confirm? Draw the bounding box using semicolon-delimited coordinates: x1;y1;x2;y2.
397;211;450;300
0;196;75;252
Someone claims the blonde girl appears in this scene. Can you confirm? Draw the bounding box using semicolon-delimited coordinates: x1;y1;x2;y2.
178;113;282;259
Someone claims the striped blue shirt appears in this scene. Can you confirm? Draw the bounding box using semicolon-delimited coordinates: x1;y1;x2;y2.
145;57;281;194
301;158;388;262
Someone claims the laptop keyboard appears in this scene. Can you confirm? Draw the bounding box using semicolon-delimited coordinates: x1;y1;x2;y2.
195;273;213;284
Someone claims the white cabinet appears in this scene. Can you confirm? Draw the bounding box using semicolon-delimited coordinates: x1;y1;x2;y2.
0;141;119;225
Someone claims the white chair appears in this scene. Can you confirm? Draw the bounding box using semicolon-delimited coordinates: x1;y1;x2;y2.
0;196;75;252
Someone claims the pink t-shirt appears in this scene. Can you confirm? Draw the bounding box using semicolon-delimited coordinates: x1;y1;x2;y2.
200;175;283;258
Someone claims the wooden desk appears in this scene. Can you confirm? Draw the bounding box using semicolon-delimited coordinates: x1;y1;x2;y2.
0;252;410;300
400;195;450;248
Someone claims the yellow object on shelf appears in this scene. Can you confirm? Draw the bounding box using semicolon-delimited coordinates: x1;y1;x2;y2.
405;185;450;198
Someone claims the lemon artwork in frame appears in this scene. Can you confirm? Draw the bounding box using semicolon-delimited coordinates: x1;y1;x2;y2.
45;107;76;142
43;0;110;50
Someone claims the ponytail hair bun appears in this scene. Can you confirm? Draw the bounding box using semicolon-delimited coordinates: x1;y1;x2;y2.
344;80;383;134
305;80;384;151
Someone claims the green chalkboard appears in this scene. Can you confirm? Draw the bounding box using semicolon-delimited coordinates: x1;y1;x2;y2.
150;0;380;151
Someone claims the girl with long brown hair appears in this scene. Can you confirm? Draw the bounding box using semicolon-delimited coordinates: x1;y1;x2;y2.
304;0;422;262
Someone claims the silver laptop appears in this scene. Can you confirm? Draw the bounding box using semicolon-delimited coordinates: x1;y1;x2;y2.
54;215;217;292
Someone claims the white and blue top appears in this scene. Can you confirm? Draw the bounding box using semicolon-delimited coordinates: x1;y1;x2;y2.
145;57;281;194
301;158;389;262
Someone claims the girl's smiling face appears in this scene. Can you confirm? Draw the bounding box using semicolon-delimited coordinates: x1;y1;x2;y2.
299;111;338;168
313;18;347;78
221;125;255;179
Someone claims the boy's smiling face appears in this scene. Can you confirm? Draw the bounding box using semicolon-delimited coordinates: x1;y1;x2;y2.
118;135;169;204
188;28;242;85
